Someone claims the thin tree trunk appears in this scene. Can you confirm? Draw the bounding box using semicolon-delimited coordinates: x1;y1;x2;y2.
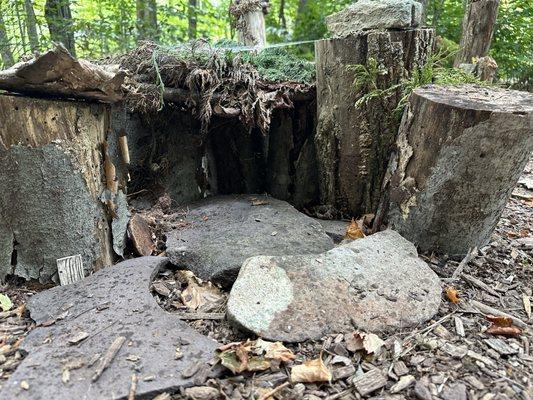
24;0;40;52
188;0;197;40
0;7;14;67
44;0;76;57
279;0;287;30
454;0;500;66
136;0;159;41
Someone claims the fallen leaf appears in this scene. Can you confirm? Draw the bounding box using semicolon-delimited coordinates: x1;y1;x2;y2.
0;294;13;311
178;271;223;312
486;315;513;327
345;218;365;240
255;339;295;362
486;325;522;337
445;287;460;304
291;357;332;383
345;331;385;355
129;214;155;256
251;198;269;206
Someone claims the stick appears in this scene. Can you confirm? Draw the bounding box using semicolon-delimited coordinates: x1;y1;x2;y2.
470;300;528;330
451;247;477;279
128;374;138;400
177;312;225;320
258;382;290;400
461;273;500;297
92;336;126;382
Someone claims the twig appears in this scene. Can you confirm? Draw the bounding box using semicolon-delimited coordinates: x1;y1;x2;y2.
92;336;126;382
451;247;477;279
470;300;528;330
177;312;225;320
461;273;500;297
128;374;138;400
325;389;353;400
258;382;290;400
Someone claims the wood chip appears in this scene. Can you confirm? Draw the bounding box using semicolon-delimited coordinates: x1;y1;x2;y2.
454;316;465;337
484;338;518;355
128;374;138;400
92;336;126;382
68;331;89;345
129;214;155;256
352;368;387;396
390;374;416;393
523;294;531;318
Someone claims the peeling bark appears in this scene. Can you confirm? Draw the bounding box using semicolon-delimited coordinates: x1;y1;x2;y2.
315;28;434;218
375;85;533;255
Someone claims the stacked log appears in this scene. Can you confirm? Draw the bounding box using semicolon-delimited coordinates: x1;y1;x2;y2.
375;85;533;255
315;28;434;217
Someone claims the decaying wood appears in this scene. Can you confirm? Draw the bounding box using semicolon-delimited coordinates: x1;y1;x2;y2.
129;214;155;256
315;28;434;217
352;368;387;396
92;336;126;382
454;0;500;67
376;85;533;255
0;44;125;103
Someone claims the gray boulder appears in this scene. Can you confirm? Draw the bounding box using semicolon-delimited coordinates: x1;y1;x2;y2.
166;195;334;288
0;257;219;400
326;0;422;37
227;230;441;342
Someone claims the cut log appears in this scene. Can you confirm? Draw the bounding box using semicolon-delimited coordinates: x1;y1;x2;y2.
232;0;268;47
315;28;434;218
0;94;128;282
375;85;533;255
454;0;500;67
0;44;125;103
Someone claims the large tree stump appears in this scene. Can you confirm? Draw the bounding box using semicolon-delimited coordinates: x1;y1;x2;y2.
0;95;127;282
315;29;434;217
375;85;533;255
454;0;500;67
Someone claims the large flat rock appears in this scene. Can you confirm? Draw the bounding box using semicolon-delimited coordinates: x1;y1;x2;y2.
166;195;334;288
227;230;441;342
0;257;219;400
326;0;422;37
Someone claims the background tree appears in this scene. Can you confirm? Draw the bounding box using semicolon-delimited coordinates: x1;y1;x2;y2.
188;0;197;40
0;4;15;67
136;0;159;41
24;0;40;52
45;0;76;56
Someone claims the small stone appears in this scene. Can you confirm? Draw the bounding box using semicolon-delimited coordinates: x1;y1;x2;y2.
413;380;432;400
184;386;220;400
326;0;422;37
20;380;30;390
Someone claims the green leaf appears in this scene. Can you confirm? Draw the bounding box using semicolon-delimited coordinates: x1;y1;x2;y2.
0;294;13;312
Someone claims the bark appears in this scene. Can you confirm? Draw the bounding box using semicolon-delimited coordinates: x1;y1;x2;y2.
24;0;40;52
0;94;126;283
233;0;267;47
375;85;533;255
454;0;500;67
315;28;434;218
136;0;159;41
44;0;76;57
0;8;14;67
0;45;126;103
188;0;198;40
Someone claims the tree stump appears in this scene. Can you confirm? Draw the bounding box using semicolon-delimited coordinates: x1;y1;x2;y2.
375;85;533;255
0;95;126;282
315;28;434;217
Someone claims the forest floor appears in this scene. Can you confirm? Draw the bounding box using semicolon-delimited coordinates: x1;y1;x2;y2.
1;158;532;400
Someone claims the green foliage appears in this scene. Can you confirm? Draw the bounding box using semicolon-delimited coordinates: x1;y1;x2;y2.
350;49;486;117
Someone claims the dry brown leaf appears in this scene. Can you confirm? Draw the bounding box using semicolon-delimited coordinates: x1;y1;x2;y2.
255;339;295;362
129;214;155;256
486;325;522;337
345;218;365;240
178;271;223;312
291;357;331;383
445;287;460;304
486;315;513;327
345;331;385;354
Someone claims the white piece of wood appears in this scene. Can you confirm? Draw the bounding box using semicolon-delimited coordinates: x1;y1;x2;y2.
57;255;85;285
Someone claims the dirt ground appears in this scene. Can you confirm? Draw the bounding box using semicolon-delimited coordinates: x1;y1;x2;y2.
1;159;532;400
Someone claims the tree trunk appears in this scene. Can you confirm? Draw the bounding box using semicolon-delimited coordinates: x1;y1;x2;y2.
232;0;267;47
375;85;533;255
24;0;40;52
44;0;76;57
0;94;131;283
188;0;198;40
136;0;159;41
419;0;429;25
279;0;287;30
454;0;500;67
315;28;434;218
0;8;14;67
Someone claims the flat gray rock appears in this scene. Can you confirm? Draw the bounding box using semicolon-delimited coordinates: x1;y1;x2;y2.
314;218;350;243
326;0;422;37
228;230;441;342
0;257;219;400
166;195;334;288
